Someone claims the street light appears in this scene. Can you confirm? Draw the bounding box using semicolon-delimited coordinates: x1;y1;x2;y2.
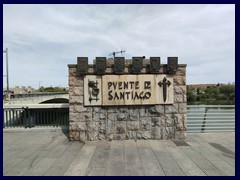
3;48;9;93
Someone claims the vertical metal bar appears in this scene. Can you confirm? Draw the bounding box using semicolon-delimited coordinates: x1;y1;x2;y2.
5;110;8;127
16;109;19;127
23;108;27;128
36;110;38;125
47;109;50;126
9;110;12;127
57;109;59;126
35;110;38;125
3;110;5;128
27;107;31;127
53;109;56;126
41;110;44;126
12;110;15;127
51;109;55;127
39;110;42;125
44;110;47;126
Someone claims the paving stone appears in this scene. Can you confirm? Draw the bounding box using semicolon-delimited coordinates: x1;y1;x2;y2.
125;167;145;176
106;159;125;176
64;158;92;176
86;168;105;176
124;141;142;167
142;160;165;176
44;166;69;176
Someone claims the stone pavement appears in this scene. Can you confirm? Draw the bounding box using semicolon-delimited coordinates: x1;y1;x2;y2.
3;130;235;176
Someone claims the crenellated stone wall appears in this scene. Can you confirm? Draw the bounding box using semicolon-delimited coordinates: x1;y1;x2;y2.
68;58;187;141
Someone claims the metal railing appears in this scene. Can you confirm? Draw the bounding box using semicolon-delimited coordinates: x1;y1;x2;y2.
3;104;69;128
8;92;68;99
187;105;235;133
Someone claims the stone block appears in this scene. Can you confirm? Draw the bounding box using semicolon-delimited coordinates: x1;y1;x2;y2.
140;117;151;130
69;87;84;96
155;105;165;114
106;59;114;67
129;107;139;121
116;121;126;134
107;120;115;134
126;121;139;131
88;67;94;73
93;112;106;121
174;86;185;94
183;95;187;103
108;113;117;121
69;113;80;122
174;94;183;103
106;68;113;73
174;76;186;85
93;107;107;113
117;112;128;121
137;131;143;139
151;127;161;139
72;105;92;113
115;134;126;140
165;104;178;114
98;133;108;140
69;123;77;131
69;130;80;141
148;106;159;116
165;127;175;139
176;67;186;76
87;122;99;141
82;112;93;122
174;114;187;131
80;131;87;142
126;131;137;140
151;117;160;127
107;107;118;113
99;120;106;133
165;114;175;127
178;103;187;113
142;131;151;140
69;67;77;77
159;115;166;126
69;77;83;87
139;106;147;116
76;122;87;131
69;96;83;104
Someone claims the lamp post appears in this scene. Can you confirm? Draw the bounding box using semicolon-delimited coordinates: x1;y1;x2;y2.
3;48;9;93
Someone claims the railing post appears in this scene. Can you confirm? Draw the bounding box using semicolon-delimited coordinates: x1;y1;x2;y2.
201;107;208;132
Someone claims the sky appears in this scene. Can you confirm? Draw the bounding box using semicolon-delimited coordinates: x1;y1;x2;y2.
3;4;235;89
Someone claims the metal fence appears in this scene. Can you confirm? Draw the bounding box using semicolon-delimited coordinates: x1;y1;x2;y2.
3;104;69;128
187;105;235;133
8;92;68;99
3;104;235;132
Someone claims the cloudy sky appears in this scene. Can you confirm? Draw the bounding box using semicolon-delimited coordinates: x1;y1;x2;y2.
3;4;235;89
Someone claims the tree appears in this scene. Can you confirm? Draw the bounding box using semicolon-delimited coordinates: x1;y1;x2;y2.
187;86;197;101
219;83;235;101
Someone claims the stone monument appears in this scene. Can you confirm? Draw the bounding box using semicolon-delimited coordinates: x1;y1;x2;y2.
68;57;187;141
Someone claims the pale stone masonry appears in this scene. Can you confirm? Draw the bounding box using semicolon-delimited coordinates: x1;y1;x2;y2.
68;59;187;141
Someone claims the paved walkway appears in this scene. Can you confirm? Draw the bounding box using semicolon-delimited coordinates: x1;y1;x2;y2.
3;130;235;176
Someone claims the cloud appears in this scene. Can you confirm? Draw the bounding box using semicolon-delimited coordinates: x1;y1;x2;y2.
3;4;235;88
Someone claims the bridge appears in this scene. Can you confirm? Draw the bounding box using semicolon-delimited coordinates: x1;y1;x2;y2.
3;92;69;105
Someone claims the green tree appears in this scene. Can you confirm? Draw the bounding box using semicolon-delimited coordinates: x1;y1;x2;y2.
187;86;197;101
219;84;235;101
